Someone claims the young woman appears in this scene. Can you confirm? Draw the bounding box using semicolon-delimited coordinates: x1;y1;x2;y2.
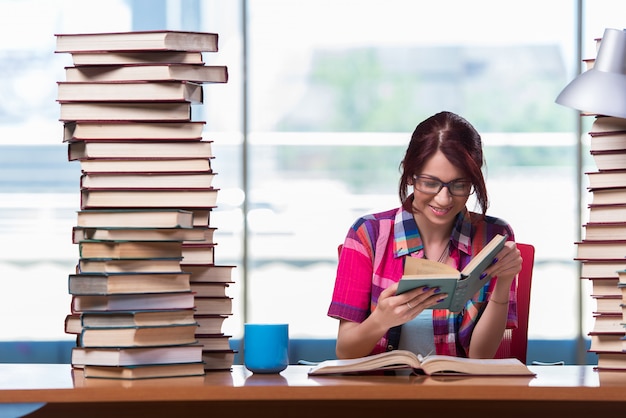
328;111;522;359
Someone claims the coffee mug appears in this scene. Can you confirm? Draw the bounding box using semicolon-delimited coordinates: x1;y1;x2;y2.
243;323;289;374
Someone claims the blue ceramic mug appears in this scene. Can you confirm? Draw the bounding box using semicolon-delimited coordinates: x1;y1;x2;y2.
243;323;289;374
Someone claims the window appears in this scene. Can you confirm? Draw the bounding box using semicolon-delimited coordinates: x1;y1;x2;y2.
0;1;623;355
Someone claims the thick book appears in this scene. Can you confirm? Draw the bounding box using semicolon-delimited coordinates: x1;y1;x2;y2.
195;315;230;334
55;30;219;53
76;209;194;228
67;309;197;330
57;80;204;103
78;241;183;259
589;278;621;297
590;150;626;171
591;313;624;334
69;50;205;66
79;171;216;189
591;188;626;205
64;121;205;141
583;222;626;240
586;170;626;190
588;333;625;353
72;226;207;243
581;260;626;279
68;272;191;295
78;324;198;348
71;291;195;313
193;297;233;316
575;240;626;260
590;116;626;134
201;350;236;371
195;334;232;351
77;257;183;274
68;140;213;160
59;101;193;122
71;344;203;367
183;264;235;283
595;352;626;371
64;64;228;83
83;362;206;380
588;204;626;223
79;158;213;173
593;295;622;315
307;350;535;376
190;282;230;298
396;234;507;312
589;132;626;152
181;243;215;264
80;188;218;209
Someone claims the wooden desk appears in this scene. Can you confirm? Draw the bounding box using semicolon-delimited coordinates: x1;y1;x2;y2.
1;364;625;418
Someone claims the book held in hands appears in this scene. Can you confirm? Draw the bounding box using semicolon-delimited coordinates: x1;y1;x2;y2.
397;234;507;312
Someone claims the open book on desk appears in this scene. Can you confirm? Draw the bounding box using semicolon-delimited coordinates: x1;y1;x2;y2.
307;350;535;376
397;234;507;312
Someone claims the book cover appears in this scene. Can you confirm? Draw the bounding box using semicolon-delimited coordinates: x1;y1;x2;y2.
79;171;216;190
396;234;507;312
68;272;191;295
71;344;203;367
76;209;194;229
71;291;195;313
68;140;213;160
57;80;204;103
64;121;205;141
55;30;219;53
64;64;228;83
78;324;198;348
72;226;207;243
83;362;206;380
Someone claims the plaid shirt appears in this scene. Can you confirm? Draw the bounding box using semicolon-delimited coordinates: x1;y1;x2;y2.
328;201;517;357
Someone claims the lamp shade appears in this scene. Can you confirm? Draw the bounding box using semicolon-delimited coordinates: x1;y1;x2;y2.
555;28;626;118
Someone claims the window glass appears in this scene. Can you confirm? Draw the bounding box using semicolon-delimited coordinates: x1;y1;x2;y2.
1;0;624;346
246;0;579;340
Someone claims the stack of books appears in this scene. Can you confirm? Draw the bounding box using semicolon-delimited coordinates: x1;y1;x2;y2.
56;30;235;379
582;115;626;370
573;36;626;370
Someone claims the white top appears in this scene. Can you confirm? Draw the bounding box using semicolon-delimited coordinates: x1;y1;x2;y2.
398;309;436;356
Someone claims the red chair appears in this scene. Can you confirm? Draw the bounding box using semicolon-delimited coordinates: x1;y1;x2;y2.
494;243;535;364
338;242;535;364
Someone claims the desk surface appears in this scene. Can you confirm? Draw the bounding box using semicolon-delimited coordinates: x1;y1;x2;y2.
2;364;625;417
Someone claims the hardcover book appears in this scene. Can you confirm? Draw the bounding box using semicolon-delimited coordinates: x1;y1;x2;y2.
397;234;507;312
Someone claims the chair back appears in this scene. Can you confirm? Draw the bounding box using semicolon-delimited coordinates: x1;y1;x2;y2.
494;243;535;364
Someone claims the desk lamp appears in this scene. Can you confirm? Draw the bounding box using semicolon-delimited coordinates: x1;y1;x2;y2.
555;28;626;117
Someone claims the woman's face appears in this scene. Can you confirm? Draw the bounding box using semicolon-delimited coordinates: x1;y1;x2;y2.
410;150;470;228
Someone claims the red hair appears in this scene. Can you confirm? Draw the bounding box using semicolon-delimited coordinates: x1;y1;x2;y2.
399;111;488;217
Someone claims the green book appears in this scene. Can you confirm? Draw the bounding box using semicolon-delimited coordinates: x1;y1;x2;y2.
396;234;507;312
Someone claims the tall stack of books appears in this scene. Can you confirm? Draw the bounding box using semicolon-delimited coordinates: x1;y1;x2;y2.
582;115;626;370
56;30;235;379
573;36;626;371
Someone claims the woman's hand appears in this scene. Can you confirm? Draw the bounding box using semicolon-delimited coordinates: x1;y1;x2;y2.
481;241;522;288
370;282;447;330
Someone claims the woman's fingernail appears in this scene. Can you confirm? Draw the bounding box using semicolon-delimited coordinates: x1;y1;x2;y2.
437;298;446;303
422;286;430;292
491;257;498;265
434;287;441;293
480;272;487;280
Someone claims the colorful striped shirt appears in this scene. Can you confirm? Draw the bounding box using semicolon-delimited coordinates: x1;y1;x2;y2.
328;202;517;357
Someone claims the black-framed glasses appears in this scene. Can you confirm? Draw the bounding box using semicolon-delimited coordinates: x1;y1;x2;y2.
412;175;474;197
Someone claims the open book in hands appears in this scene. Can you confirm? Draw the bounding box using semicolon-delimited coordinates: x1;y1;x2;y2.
307;350;535;376
397;234;508;312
